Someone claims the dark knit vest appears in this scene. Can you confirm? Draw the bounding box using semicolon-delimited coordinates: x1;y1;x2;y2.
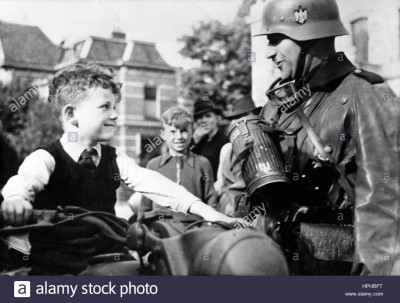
34;140;120;213
29;140;122;275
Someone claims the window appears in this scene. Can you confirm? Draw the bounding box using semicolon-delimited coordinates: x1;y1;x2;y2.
351;17;369;65
144;85;157;101
144;85;157;118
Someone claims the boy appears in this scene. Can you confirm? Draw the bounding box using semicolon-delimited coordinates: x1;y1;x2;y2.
0;63;241;275
131;107;217;214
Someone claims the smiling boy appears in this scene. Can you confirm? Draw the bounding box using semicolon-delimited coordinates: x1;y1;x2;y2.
136;107;217;212
1;63;240;275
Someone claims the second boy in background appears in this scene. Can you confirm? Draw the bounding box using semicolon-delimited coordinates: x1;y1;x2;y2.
130;107;217;214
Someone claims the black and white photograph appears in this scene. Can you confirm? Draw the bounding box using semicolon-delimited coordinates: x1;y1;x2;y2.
0;0;399;301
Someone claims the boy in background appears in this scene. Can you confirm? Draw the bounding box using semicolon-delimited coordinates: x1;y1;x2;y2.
131;107;217;214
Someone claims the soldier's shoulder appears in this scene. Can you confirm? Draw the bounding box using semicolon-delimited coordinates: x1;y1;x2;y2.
348;68;398;106
351;68;384;85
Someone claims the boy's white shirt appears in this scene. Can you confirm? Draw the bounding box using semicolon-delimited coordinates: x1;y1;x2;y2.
2;133;199;213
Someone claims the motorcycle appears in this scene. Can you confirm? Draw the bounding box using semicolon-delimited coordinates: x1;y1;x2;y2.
0;206;289;276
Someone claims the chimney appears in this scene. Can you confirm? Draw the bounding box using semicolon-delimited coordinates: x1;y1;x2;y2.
112;30;126;40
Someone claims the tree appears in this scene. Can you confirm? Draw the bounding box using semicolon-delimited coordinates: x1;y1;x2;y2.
178;0;256;109
0;76;62;161
0;77;32;135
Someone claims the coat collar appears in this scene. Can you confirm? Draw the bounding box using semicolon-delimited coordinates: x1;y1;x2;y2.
265;53;355;129
304;52;356;91
159;151;195;168
272;53;354;128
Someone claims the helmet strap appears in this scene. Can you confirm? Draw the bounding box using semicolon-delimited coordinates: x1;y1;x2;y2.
294;38;318;82
294;46;309;83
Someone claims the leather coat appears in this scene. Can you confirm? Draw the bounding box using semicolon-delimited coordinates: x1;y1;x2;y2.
261;53;400;275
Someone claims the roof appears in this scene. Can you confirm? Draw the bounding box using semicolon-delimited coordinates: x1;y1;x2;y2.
0;21;62;72
86;37;126;63
58;36;175;72
0;20;174;73
125;41;173;70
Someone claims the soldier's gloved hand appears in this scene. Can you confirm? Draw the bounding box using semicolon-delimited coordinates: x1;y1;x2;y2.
0;196;33;226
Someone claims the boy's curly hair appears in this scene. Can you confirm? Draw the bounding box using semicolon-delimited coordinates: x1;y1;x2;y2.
161;106;194;130
49;63;122;116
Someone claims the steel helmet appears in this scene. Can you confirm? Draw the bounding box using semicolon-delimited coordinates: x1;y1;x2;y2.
255;0;349;41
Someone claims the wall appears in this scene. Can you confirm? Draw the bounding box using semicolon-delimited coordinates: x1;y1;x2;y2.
114;66;177;160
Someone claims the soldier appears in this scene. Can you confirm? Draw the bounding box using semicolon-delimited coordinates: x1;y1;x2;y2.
256;0;400;275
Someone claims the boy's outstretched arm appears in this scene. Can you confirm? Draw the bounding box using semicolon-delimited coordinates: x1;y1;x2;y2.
188;201;242;225
117;151;243;225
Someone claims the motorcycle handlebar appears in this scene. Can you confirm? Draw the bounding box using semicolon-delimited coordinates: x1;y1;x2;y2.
0;209;63;227
0;207;129;243
0;206;235;252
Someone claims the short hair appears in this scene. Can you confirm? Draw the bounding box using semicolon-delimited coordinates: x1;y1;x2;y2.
161;106;194;130
48;63;122;116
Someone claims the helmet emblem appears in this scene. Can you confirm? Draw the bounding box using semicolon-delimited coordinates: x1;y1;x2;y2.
293;5;308;24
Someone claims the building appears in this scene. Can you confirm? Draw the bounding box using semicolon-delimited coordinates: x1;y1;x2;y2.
248;0;400;106
0;21;178;164
0;20;62;96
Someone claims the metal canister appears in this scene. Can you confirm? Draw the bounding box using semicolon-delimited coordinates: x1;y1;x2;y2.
228;115;290;199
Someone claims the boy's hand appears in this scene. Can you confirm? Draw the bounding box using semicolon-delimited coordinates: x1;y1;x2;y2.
189;201;250;228
1;196;33;226
209;211;251;228
223;217;250;229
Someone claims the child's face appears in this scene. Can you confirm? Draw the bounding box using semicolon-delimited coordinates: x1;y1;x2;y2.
73;87;118;144
162;124;193;155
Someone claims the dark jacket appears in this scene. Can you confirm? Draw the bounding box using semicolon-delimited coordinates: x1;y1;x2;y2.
192;129;229;179
261;53;400;275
